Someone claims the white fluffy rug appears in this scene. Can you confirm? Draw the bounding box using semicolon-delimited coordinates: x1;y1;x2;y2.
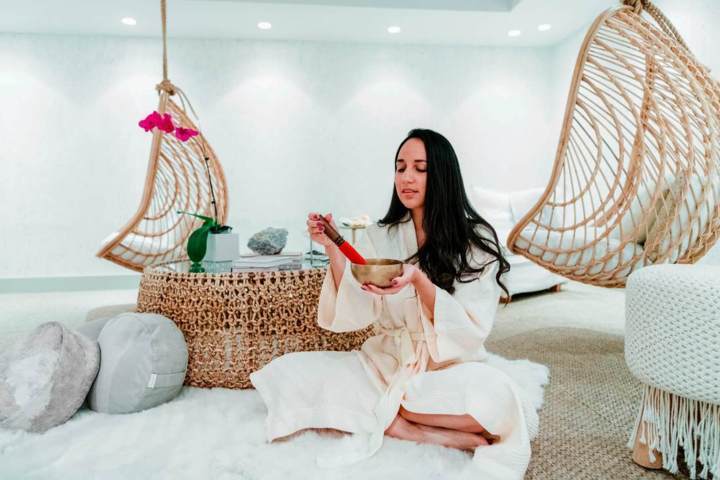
0;354;548;480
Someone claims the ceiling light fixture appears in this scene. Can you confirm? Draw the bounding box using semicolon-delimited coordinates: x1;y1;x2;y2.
387;25;401;34
257;21;272;30
507;29;522;37
121;17;137;26
538;24;552;32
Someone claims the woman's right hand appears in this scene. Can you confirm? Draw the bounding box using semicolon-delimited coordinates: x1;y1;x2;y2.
307;212;337;248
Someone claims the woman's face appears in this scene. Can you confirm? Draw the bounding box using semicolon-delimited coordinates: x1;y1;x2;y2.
395;138;427;210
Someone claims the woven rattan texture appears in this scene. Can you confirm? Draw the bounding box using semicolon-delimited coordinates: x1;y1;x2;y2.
98;94;229;272
137;267;372;388
97;0;229;272
508;4;720;288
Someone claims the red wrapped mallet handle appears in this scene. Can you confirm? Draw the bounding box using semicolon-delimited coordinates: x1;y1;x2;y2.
318;215;368;265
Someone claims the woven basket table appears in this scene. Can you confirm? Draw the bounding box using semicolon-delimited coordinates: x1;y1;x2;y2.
137;261;373;389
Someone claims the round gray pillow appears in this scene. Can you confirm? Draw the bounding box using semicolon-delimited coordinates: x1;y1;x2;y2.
87;312;188;414
0;322;100;432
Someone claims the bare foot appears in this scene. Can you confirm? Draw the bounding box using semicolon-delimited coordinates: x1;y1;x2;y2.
415;423;489;452
385;414;424;442
386;415;489;452
480;430;501;445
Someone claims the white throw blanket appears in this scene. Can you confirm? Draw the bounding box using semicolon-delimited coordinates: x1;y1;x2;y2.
0;353;548;480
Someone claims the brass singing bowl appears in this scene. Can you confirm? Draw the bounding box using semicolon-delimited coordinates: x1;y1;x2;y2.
351;258;403;288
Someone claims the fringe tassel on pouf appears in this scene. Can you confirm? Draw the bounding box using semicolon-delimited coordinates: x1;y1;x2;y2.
628;385;720;479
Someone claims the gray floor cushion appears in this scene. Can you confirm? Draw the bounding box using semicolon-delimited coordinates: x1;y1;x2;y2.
0;322;100;433
87;312;188;414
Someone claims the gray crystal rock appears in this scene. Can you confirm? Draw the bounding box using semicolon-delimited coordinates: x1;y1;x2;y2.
247;227;288;255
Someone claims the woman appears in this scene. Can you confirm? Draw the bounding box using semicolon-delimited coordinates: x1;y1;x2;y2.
250;129;539;478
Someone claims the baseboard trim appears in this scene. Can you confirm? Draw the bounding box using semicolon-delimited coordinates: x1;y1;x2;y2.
0;274;141;294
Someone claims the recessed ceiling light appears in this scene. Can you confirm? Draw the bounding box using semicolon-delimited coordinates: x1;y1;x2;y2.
257;21;272;30
121;17;137;26
387;25;401;34
507;29;522;37
538;24;552;32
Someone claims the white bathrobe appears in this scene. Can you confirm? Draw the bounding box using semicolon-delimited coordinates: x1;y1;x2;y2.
250;214;539;479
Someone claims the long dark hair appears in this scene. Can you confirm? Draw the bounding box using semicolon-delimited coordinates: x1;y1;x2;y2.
378;128;510;298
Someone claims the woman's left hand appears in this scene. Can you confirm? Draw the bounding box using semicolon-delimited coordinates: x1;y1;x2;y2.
361;263;419;295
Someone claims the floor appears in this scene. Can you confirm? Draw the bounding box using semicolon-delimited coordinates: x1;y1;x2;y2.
493;281;626;340
1;280;681;479
0;289;138;349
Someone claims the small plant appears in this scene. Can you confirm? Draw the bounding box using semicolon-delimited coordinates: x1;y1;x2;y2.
139;111;231;272
176;211;231;272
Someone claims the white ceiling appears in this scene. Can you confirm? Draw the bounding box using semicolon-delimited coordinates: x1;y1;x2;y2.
211;0;523;11
0;0;616;47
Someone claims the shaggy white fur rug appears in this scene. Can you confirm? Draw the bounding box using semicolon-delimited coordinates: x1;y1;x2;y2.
0;354;548;480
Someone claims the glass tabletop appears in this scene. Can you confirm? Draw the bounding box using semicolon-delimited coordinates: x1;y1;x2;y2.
145;259;328;274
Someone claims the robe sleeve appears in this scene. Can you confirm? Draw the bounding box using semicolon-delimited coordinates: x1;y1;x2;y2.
317;225;384;333
418;252;501;363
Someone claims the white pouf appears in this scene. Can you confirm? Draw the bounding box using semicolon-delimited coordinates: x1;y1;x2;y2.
0;322;100;433
625;264;720;479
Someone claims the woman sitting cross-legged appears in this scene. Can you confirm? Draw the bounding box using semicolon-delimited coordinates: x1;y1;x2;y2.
250;128;539;479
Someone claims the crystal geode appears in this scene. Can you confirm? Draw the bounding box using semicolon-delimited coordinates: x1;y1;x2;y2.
247;227;288;255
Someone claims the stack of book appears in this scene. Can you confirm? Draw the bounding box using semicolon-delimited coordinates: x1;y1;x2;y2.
231;252;304;272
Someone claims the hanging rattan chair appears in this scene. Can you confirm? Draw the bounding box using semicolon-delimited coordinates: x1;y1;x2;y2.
97;0;228;272
507;0;720;287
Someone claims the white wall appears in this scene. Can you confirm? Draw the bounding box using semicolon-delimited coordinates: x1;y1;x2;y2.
0;33;557;279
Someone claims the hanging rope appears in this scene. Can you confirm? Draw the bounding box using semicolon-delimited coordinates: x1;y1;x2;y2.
157;0;176;95
161;0;168;81
643;2;690;51
623;0;690;51
153;0;199;120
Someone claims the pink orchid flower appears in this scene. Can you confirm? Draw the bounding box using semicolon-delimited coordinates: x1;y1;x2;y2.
174;127;199;142
157;113;176;133
138;111;162;132
138;111;176;133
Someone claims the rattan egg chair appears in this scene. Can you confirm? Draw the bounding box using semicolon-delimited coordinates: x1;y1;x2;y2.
507;0;720;287
97;0;228;272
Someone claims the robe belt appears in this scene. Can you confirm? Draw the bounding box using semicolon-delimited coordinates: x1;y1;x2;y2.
372;323;425;367
318;324;427;468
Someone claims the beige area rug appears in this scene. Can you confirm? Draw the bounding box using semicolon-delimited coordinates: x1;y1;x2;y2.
486;326;680;479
